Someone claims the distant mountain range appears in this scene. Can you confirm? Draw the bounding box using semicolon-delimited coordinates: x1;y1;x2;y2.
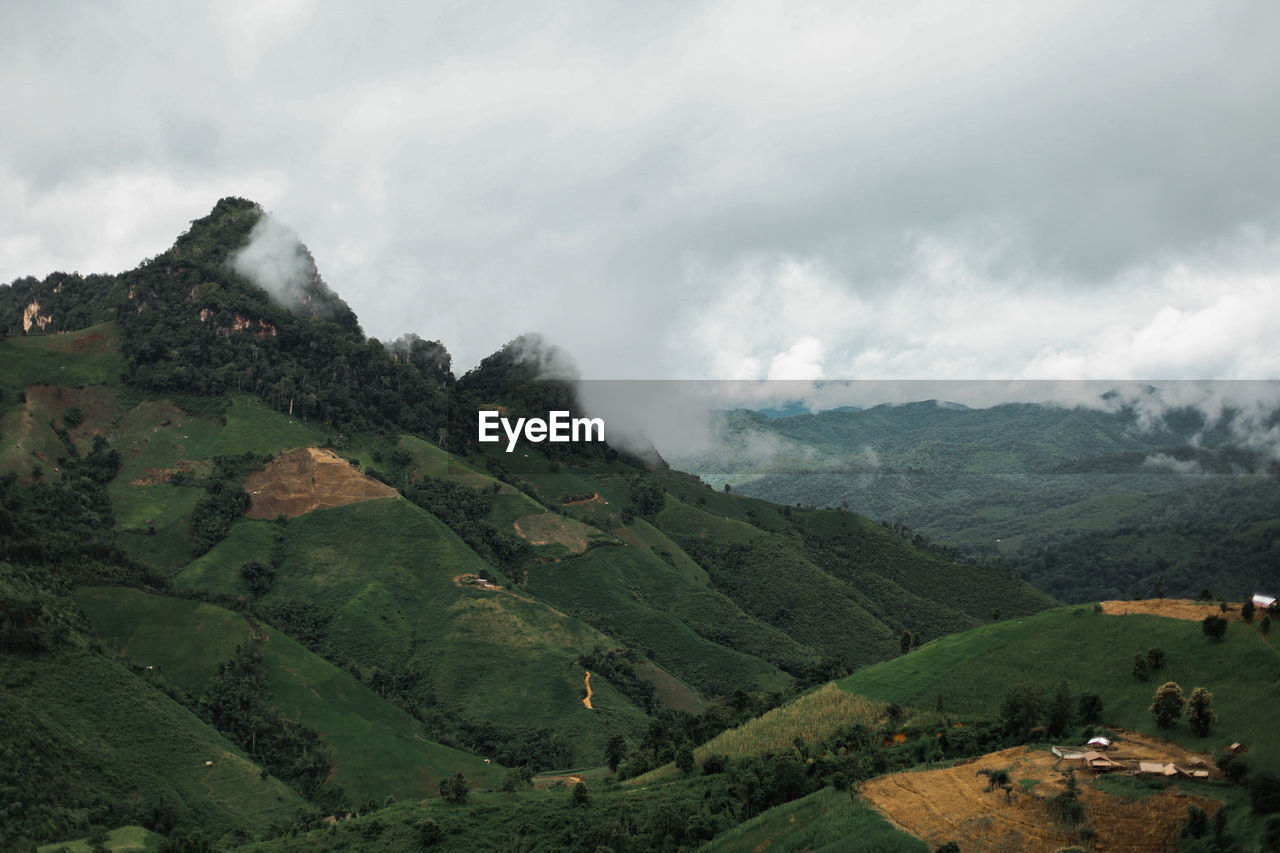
669;399;1280;602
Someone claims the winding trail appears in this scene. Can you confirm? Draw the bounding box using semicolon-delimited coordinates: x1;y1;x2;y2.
582;671;594;710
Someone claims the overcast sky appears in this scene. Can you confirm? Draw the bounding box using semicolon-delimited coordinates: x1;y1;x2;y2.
5;1;1280;380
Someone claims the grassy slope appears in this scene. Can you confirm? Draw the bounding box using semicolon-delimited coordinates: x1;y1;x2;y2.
793;509;1055;630
108;395;323;566
0;642;305;842
840;606;1280;768
701;787;929;853
632;684;884;785
526;543;797;695
75;586;502;802
0;322;126;388
651;496;1054;669
230;776;741;853
37;825;165;853
174;499;652;764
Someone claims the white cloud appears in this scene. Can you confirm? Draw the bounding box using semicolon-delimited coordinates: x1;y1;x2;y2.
3;1;1279;381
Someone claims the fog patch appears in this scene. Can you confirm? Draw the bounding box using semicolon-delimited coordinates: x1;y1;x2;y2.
1142;453;1208;477
230;214;329;317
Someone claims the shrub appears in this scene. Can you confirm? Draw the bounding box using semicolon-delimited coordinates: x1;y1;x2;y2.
1252;772;1280;815
1201;614;1228;641
1149;682;1184;729
439;772;469;804
1186;687;1216;737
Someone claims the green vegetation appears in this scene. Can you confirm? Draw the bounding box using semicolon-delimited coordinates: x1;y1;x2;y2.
36;824;164;853
0;635;306;848
76;586;502;804
175;499;652;767
0;322;127;388
841;606;1280;768
702;787;929;852
700;402;1280;602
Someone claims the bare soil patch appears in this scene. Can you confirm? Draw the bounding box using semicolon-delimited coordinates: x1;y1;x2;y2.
244;448;398;519
1102;598;1247;622
861;740;1218;853
24;383;117;433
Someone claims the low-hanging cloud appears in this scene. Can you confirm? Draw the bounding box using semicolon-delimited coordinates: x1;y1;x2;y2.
229;214;317;311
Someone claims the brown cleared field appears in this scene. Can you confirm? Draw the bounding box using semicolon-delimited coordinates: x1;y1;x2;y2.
861;741;1219;853
0;384;120;479
1102;598;1249;622
244;448;398;518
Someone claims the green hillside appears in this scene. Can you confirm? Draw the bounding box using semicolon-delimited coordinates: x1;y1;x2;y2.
174;499;654;766
841;605;1280;767
0;635;307;847
75;586;503;803
701;787;929;853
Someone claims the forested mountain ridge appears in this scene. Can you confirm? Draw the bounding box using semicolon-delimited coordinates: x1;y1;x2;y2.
680;400;1280;603
1;199;1057;850
3;198;450;435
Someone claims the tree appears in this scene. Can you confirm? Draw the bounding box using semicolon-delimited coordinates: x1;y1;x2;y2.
1049;768;1084;826
899;630;912;655
1250;772;1280;815
1218;752;1250;784
1149;682;1185;729
1077;693;1103;725
439;772;469;804
1146;647;1165;669
1264;816;1280;853
1047;680;1072;739
1132;653;1149;681
702;753;729;775
1243;599;1256;622
604;734;627;773
571;780;589;806
999;684;1044;739
1187;687;1217;737
1263;616;1272;637
1154;579;1166;599
626;477;666;522
1182;805;1208;839
416;817;442;847
1202;614;1228;641
675;745;695;775
977;767;1013;802
240;560;276;596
